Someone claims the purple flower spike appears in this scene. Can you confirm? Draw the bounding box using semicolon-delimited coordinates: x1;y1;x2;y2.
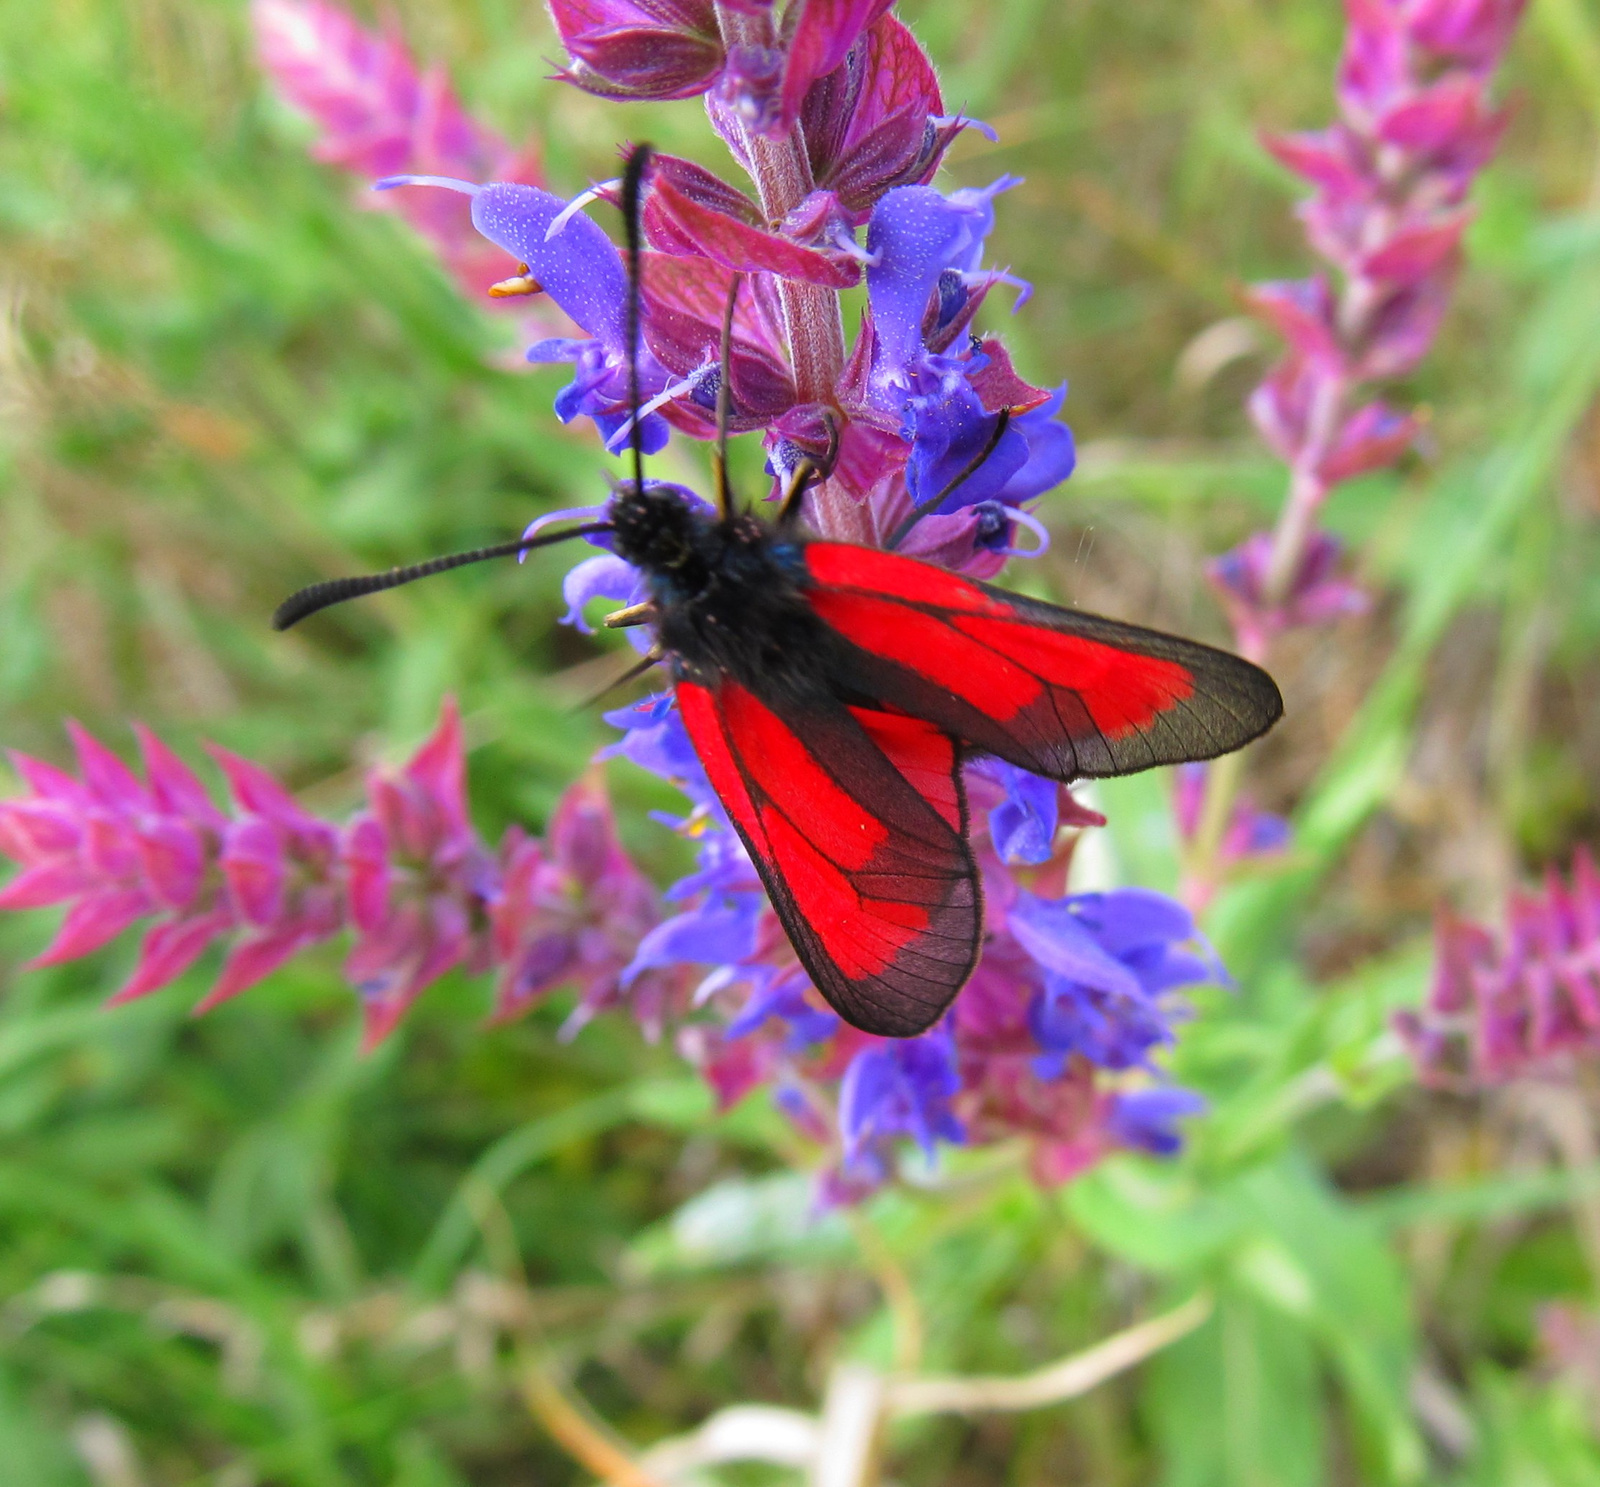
245;0;1259;1204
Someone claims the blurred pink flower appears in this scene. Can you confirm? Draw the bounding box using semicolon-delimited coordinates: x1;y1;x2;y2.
1218;0;1526;650
490;771;678;1040
1397;848;1600;1087
253;0;543;301
1207;529;1371;656
1171;761;1291;886
0;703;665;1048
0;720;344;1010
342;698;499;1048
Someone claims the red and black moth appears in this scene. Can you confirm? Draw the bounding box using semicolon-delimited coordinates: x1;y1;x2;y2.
274;146;1282;1038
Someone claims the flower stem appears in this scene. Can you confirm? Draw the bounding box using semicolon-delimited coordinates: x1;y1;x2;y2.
711;3;867;541
1189;373;1344;900
711;3;846;407
519;1355;670;1487
885;1291;1213;1414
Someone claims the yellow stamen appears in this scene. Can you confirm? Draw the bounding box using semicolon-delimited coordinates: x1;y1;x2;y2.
489;270;544;299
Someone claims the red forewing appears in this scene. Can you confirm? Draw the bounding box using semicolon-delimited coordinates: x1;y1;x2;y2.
676;676;977;1037
802;542;1282;781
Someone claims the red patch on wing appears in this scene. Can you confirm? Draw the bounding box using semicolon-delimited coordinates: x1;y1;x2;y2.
800;538;1281;782
808;589;1044;721
760;808;928;979
677;681;763;839
849;708;962;832
720;684;888;870
805;542;1009;615
948;615;1193;736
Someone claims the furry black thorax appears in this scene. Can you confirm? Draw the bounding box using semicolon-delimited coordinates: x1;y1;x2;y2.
607;484;835;700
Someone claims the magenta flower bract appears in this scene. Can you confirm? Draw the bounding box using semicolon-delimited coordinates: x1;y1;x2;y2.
548;0;897;141
1397;848;1600;1088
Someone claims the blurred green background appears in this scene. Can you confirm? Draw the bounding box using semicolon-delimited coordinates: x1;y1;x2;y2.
5;0;1600;1482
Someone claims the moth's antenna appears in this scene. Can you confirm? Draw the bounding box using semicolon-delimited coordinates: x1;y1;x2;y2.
885;408;1014;550
271;522;612;631
711;273;739;519
620;143;653;500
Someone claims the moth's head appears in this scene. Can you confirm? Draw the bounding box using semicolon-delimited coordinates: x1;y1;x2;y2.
608;480;706;573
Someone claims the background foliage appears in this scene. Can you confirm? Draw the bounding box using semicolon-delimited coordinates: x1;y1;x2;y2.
4;0;1600;1482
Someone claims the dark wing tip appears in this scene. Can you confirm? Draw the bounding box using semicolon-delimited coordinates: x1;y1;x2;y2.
831;990;952;1038
1192;649;1285;754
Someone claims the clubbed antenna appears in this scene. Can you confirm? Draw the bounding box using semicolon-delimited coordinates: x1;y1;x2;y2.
272;522;613;630
620;143;653;501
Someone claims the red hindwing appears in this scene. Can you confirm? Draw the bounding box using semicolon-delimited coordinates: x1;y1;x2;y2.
676;676;977;1037
802;541;1282;781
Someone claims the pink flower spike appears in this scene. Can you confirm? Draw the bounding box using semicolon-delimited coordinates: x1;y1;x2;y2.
1245;278;1344;368
1377;74;1486;152
134;818;208;911
253;0;543;301
548;770;625;888
1261;127;1369;197
1318;399;1419;484
1400;847;1600;1087
0;861;97;912
7;751;94;807
1409;0;1529;69
1358;212;1470;283
196;908;335;1014
208;746;321;835
0;800;83;860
